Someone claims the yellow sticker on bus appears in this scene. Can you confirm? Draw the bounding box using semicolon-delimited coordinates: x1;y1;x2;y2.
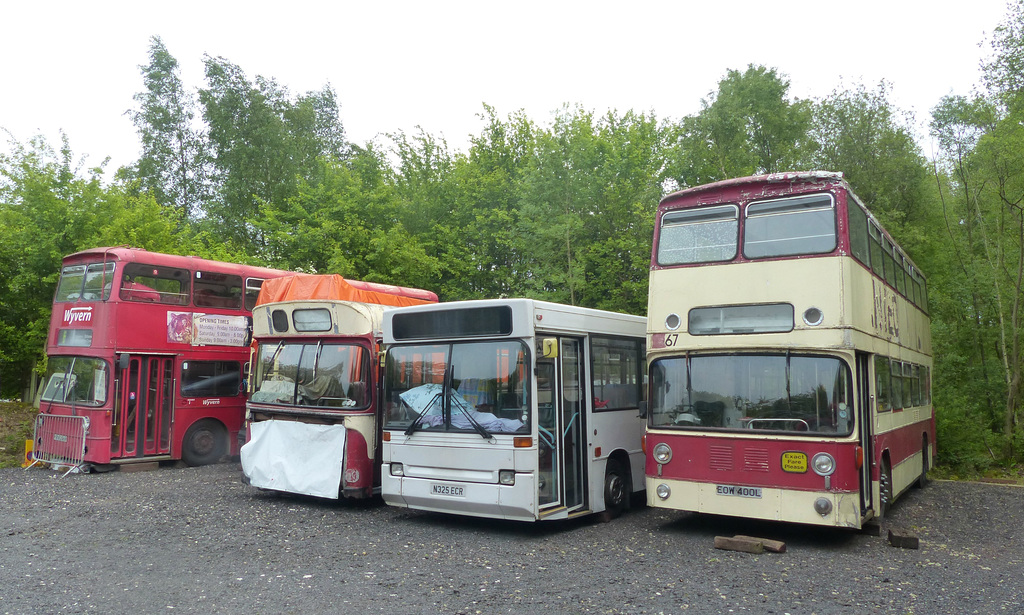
781;451;808;473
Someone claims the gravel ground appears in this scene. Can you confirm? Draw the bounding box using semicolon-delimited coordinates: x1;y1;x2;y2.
1;462;1021;615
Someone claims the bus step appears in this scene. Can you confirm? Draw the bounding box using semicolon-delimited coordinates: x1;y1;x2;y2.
539;506;592;520
112;455;172;465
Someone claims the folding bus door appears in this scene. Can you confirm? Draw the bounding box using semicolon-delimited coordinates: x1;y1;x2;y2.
113;355;174;459
537;336;586;513
856;352;874;515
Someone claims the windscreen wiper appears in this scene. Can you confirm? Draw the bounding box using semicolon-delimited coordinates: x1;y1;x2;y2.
404;391;441;436
450;390;492;440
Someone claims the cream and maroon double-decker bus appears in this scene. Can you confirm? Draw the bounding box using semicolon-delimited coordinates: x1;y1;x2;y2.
645;172;933;528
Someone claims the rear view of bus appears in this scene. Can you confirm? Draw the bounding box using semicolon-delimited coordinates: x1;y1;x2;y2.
241;274;437;499
380;299;647;521
645;172;934;528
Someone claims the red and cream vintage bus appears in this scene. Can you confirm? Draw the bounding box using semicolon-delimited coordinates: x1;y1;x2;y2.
644;172;933;528
33;247;293;471
241;274;438;499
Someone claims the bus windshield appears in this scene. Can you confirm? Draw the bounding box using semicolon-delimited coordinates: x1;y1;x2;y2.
649;354;853;436
384;341;529;435
251;341;370;409
55;262;115;302
40;356;109;406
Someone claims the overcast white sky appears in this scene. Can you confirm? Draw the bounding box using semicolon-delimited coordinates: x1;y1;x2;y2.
0;1;1013;174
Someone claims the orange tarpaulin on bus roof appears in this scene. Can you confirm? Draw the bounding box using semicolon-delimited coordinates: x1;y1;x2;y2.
255;274;438;307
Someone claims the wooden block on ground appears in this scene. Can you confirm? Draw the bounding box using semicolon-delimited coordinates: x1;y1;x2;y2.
714;535;764;554
887;528;920;549
860;519;883;536
733;535;787;553
119;462;160;473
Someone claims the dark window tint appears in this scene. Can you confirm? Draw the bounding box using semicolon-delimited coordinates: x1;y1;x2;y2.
392;306;513;340
847;201;870;265
194;271;243;309
181;361;241;397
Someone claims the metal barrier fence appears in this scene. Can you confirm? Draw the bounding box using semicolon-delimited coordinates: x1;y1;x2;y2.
28;414;89;476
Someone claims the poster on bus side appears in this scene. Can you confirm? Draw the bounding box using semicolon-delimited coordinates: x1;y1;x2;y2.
167;312;249;347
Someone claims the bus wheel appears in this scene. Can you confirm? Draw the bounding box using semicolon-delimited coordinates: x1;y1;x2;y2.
599;458;629;522
879;458;893;518
182;419;227;466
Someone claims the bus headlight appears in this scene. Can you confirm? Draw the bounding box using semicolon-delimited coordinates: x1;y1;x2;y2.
811;453;835;476
390;463;404;477
499;470;516;486
653;443;673;464
656;483;671;500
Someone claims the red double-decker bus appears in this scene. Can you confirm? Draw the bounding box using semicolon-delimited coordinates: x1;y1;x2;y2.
33;247;293;471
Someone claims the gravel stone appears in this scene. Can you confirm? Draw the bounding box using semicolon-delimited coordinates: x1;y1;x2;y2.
2;463;1021;614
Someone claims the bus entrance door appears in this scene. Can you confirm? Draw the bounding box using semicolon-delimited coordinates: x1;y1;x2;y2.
537;337;586;514
113;355;174;459
856;352;874;515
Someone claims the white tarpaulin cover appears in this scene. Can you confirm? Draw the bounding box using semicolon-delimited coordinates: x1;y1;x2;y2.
240;419;347;499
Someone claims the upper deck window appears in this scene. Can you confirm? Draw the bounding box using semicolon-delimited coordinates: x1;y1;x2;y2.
848;201;870;266
244;278;265;311
743;193;836;259
657;204;738;265
55;262;115;302
120;263;189;305
194;271;243;309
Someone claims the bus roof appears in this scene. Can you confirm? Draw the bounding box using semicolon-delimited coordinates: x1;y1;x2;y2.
255;274;438;307
63;246;290;279
661;171;846;204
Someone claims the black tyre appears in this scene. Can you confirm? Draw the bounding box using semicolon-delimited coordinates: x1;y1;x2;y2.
181;419;227;467
879;458;893;518
599;458;629;522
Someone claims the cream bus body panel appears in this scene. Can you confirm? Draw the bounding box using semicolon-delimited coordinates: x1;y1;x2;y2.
251;300;384;338
648;257;931;360
646;476;863;528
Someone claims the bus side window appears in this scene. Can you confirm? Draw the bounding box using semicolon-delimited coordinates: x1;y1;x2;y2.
874;356;891;412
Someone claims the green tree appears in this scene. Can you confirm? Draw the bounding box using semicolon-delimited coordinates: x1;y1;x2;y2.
125;36;208;225
0;135;109;397
928;0;1024;465
199;56;347;253
673;65;812;187
256;145;439;288
516;106;669;314
810;81;931;253
438;105;535;300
